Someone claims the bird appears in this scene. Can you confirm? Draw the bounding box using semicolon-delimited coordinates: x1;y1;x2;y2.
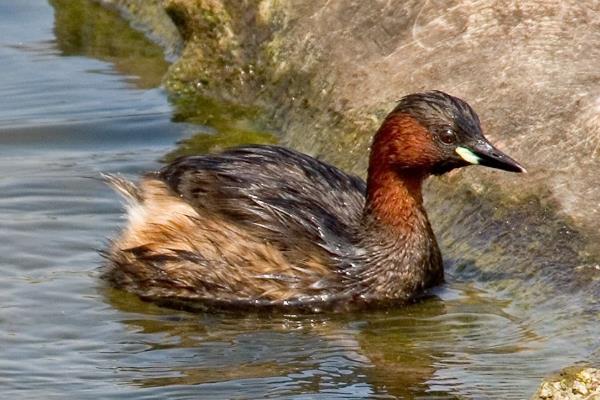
102;90;525;312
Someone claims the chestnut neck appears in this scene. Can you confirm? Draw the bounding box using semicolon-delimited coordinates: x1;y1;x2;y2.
363;114;430;230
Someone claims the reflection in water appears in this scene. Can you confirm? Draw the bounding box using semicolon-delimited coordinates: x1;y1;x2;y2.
358;299;449;398
164;94;277;161
49;0;277;158
103;287;445;397
102;282;551;399
50;0;169;88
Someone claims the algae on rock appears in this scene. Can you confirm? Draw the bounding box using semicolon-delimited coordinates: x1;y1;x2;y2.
533;367;600;400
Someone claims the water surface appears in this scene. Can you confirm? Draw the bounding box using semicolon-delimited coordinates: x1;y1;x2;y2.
0;1;598;399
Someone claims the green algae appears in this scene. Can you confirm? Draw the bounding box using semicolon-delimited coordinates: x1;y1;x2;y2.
163;93;277;161
164;128;277;161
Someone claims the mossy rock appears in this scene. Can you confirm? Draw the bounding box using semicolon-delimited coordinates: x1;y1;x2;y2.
533;367;600;400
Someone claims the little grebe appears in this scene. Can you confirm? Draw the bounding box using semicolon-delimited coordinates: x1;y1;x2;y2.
104;91;524;312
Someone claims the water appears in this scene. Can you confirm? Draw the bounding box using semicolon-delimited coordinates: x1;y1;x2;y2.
0;1;598;399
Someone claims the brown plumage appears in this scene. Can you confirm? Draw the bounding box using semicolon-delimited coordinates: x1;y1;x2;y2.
103;91;525;312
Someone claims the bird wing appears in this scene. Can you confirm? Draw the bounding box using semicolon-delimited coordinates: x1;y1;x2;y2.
158;145;366;264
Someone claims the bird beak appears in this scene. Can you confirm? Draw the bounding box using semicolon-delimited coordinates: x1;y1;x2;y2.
455;140;526;173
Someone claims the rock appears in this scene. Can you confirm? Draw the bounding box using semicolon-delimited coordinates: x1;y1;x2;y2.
533;367;600;400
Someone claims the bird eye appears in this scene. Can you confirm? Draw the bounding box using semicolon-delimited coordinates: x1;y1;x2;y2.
439;129;456;145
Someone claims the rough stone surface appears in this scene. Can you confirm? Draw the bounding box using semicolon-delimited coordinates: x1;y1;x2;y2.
533;367;600;400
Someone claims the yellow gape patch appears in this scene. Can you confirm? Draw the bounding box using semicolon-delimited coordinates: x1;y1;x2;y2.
455;146;480;164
